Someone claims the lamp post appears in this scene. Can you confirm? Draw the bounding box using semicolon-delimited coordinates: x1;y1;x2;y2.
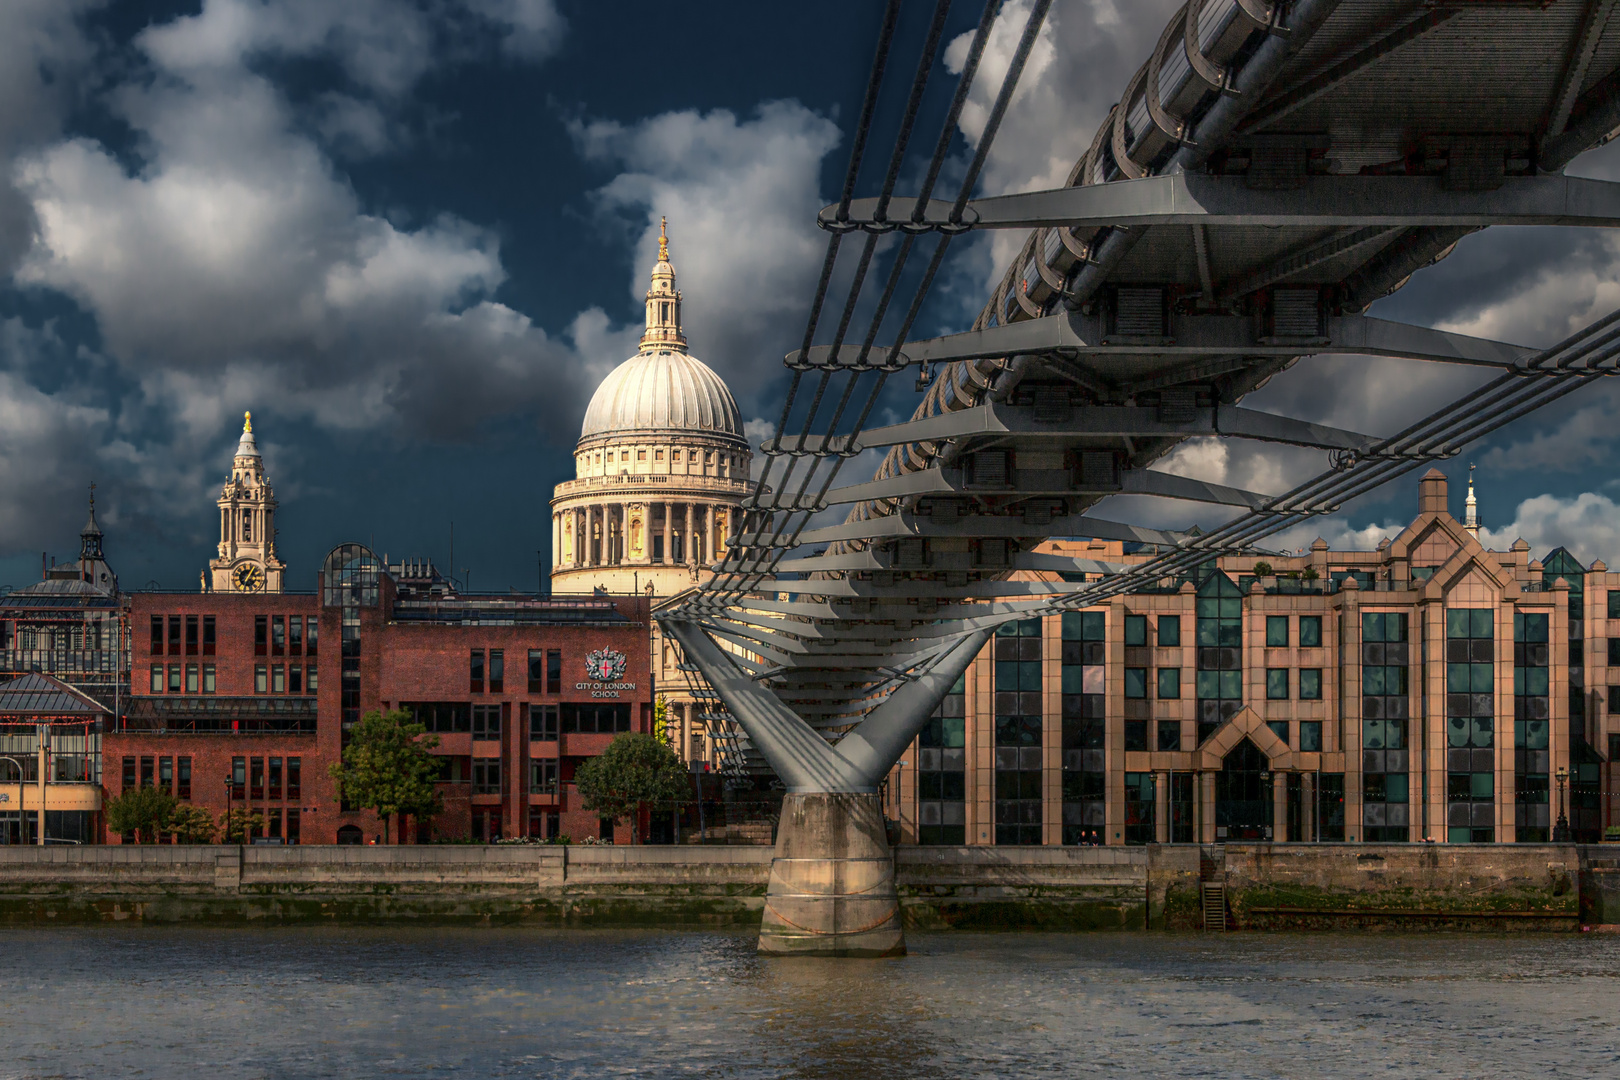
1554;765;1570;843
224;773;234;844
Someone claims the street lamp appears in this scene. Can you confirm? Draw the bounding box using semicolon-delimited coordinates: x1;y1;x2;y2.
1554;765;1570;843
224;773;234;844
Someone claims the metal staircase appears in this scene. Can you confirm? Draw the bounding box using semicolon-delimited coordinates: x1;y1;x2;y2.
1200;848;1228;932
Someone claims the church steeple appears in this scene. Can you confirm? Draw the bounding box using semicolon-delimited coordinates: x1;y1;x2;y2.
80;482;103;561
1464;464;1480;537
640;217;686;353
208;410;285;593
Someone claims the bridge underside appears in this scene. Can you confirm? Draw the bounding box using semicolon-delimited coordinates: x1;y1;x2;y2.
661;0;1620;955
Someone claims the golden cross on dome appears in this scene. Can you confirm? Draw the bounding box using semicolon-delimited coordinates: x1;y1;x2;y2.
658;216;669;262
244;410;252;433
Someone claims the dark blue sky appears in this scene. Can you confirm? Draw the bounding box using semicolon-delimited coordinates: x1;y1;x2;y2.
4;0;1620;595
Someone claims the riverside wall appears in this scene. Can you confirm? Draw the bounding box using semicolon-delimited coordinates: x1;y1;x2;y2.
0;843;1614;929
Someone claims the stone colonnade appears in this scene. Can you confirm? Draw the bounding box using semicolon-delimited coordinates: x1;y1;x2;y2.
553;501;735;571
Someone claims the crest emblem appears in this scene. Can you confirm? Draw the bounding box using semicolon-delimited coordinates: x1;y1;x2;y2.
585;648;628;682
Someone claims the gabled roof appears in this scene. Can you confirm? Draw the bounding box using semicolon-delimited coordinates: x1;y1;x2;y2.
0;672;109;719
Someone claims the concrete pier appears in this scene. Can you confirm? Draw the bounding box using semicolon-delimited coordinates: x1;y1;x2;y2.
757;792;905;957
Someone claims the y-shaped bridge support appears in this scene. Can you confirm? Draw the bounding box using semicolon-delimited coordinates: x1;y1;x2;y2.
665;622;989;957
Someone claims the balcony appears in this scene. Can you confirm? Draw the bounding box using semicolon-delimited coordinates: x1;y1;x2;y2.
552;473;754;499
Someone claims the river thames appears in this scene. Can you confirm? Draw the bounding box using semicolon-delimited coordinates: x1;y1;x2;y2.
0;928;1615;1078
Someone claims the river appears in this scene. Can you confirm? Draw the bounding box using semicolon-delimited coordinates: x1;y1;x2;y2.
1;928;1616;1078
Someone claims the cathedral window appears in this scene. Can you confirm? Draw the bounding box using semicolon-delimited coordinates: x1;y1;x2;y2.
655;449;664;461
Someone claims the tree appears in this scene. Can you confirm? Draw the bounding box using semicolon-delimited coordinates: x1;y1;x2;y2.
168;804;217;844
1252;561;1273;577
220;808;266;843
573;732;688;844
328;708;443;843
106;786;177;843
653;696;671;747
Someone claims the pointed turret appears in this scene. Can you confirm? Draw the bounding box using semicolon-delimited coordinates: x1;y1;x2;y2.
640;217;687;353
1464;463;1479;537
79;482;103;561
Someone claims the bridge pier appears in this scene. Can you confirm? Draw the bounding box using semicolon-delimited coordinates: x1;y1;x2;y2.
758;792;904;957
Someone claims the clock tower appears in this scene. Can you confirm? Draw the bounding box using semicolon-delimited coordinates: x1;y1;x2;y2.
207;411;286;593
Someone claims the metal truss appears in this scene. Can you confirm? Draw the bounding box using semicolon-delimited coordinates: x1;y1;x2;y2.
661;0;1620;786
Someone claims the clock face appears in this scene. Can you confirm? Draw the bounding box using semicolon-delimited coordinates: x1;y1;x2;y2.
234;563;264;591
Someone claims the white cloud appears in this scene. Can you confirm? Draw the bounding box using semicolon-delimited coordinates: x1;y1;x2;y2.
1476;492;1620;566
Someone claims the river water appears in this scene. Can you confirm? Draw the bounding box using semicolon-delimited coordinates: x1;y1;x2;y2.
1;928;1617;1078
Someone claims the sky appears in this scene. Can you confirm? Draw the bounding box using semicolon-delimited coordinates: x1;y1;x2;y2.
4;0;1620;596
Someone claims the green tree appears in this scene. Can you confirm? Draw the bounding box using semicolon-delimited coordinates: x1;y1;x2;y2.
105;786;177;843
220;807;266;843
328;708;443;843
653;697;671;746
573;732;688;844
168;803;217;844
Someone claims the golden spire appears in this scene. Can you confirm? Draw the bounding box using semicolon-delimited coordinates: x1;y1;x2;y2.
244;410;253;433
658;216;669;263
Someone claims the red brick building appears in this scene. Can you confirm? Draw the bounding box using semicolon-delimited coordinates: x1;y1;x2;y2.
107;543;653;844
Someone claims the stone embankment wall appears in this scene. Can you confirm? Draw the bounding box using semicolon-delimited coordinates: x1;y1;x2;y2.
0;843;1611;929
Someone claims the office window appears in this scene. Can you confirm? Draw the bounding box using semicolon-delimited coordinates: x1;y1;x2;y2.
307;665;318;692
528;649;545;693
470;649;485;693
1514;611;1552;842
1299;616;1322;648
250;757;264;801
489;649;504;693
1609;638;1620;666
289;616;303;655
1157;615;1180;647
255;615;267;655
269;758;282;801
306;619;318;654
1299;668;1323;700
1446;608;1495;844
546;649;562;694
917;674;967;845
1124;773;1155;846
150;665;163;693
185;615;199;655
167;665;181;693
1266;669;1289;699
149;615;163;655
1266;616;1289;647
1610;589;1620;619
185;664;198;693
1124;614;1148;646
1268;721;1289;745
287;757;301;800
560;704;632;733
203;615;216;655
122;756;136;792
158;757;173;795
472;703;501;739
1363;611;1411;842
231;757;246;799
1157;667;1180;699
177;756;191;799
528;759;559;793
286;808;300;844
1157;720;1180;751
994;618;1043;846
140;756;154;787
406;702;471;733
203;664;216;694
1300;721;1323;753
1124;668;1148;698
289;665;302;694
272;616;285;655
254;665;267;693
1060;610;1106;845
1196;573;1244;741
529;703;559;740
272;665;285;694
472;758;501;795
168;615;181;655
267;808;282;840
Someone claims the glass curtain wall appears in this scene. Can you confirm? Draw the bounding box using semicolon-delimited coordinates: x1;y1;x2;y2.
994;618;1043;846
1060;611;1105;844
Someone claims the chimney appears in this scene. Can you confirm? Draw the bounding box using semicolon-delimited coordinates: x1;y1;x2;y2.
1419;468;1448;515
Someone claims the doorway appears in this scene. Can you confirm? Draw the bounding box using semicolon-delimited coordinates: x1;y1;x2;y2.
1215;738;1271;840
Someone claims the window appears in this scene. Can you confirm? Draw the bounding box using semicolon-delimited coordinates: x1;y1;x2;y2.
122;756;136;791
1157;616;1180;647
917;674;967;845
269;758;282;800
1299;616;1322;648
1300;721;1323;752
307;665;318;692
1157;720;1180;751
1299;669;1322;700
470;649;485;693
203;615;216;655
529;704;558;740
472;704;501;739
255;665;267;694
1124;773;1155;846
1610;589;1620;619
158;757;173;794
149;615;162;655
255;615;267;655
1514;611;1551;841
1611;686;1620;715
272;665;285;694
231;757;245;799
289;616;303;655
185;615;198;655
287;758;301;800
1266;669;1289;699
267;808;281;840
1060;610;1105;846
995;618;1044;845
150;665;163;693
1609;638;1620;666
140;756;154;787
1124;668;1148;698
1196;572;1244;741
306;619;317;654
177;756;191;799
406;702;470;733
286;808;300;844
271;616;285;655
528;649;545;693
560;704;632;733
185;664;198;693
289;665;302;694
167;665;181;693
472;758;501;795
546;649;562;694
1157;668;1180;699
250;757;264;800
1446;608;1495;843
1124;614;1148;646
489;649;504;693
168;616;180;655
1268;720;1289;744
1266;616;1289;647
528;759;558;793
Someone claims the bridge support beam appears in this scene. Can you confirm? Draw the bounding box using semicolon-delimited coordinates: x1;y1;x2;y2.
758;791;904;957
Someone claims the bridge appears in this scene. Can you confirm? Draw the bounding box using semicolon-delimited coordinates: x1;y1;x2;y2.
660;0;1620;955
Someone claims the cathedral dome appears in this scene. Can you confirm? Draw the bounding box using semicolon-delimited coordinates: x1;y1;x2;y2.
580;349;743;441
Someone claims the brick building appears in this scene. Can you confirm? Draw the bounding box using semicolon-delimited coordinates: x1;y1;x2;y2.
891;470;1616;847
107;542;652;844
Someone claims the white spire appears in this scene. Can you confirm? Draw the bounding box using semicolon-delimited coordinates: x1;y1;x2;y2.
640;217;686;353
1464;463;1479;536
